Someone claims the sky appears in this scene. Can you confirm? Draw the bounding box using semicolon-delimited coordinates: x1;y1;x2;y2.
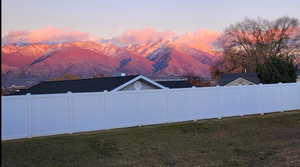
2;0;300;39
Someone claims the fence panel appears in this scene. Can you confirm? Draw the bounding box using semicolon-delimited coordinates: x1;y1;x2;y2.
72;92;106;132
219;86;243;117
1;97;28;140
30;94;69;137
138;90;167;125
167;89;198;122
281;83;300;111
261;84;282;113
106;92;141;129
240;85;263;115
190;87;222;119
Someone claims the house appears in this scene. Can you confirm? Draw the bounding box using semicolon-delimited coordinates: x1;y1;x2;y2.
218;72;260;86
11;75;167;95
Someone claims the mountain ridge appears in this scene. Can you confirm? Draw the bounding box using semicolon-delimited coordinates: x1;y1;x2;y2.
2;29;221;87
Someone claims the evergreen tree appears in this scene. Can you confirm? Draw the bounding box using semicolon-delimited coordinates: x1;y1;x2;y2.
257;55;297;84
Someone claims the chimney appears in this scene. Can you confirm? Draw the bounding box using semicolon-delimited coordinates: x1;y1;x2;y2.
121;73;126;76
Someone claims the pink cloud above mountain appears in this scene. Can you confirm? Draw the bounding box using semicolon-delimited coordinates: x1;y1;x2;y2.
117;28;177;44
2;27;100;44
174;29;221;54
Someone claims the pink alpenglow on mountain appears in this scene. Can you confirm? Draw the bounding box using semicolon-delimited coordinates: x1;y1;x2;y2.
2;27;221;87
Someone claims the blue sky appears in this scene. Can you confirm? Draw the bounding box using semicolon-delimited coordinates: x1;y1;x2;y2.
2;0;300;38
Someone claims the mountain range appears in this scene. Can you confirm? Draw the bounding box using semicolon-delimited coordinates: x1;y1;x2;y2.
2;28;221;87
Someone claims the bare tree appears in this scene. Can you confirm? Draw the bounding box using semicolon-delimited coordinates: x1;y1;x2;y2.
218;16;300;73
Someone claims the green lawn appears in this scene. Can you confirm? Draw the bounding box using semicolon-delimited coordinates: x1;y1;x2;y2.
2;110;300;167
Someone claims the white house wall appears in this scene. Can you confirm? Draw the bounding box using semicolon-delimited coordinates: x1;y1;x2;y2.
120;80;161;91
225;77;256;86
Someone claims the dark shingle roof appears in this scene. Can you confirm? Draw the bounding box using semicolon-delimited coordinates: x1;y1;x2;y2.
218;72;260;86
157;80;193;88
11;75;139;95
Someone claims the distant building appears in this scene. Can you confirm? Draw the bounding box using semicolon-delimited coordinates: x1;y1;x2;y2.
218;72;260;86
153;76;188;82
8;74;198;96
156;80;194;89
2;85;27;95
9;75;167;95
153;76;194;88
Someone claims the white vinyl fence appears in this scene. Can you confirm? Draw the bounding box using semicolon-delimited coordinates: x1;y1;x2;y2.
2;83;300;140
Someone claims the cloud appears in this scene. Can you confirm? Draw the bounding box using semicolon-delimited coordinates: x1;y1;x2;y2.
116;27;178;44
174;29;221;54
2;27;100;45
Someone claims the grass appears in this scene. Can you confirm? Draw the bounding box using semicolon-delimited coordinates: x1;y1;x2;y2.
2;110;300;167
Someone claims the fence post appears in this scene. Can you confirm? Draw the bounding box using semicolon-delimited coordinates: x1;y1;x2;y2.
165;88;170;123
216;85;222;119
278;82;285;112
136;91;142;127
191;86;198;122
67;91;73;134
100;90;108;130
297;83;300;109
26;93;32;138
259;83;265;115
238;85;244;117
103;90;108;113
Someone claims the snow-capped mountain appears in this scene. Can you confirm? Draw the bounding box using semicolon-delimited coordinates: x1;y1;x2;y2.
2;28;221;87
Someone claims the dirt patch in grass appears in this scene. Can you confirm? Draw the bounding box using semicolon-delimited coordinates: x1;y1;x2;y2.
2;110;300;167
267;145;300;167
